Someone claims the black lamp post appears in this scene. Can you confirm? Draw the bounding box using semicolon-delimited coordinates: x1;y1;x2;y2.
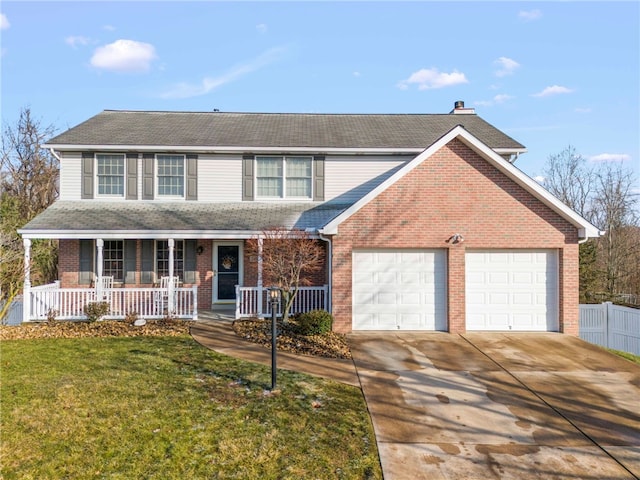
268;287;281;390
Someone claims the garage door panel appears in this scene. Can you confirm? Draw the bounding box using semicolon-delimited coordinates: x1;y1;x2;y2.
466;250;558;332
353;249;447;331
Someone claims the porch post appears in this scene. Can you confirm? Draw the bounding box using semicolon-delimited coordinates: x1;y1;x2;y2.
22;238;31;323
257;236;263;316
168;239;175;313
96;239;104;300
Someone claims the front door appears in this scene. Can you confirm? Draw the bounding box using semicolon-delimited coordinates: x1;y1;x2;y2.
213;243;243;303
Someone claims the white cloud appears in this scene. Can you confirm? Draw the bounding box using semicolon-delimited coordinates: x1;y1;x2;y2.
494;57;520;77
398;67;468;90
519;9;542;21
589;153;632;163
534;175;545;184
103;25;116;31
1;13;10;30
161;46;287;99
575;107;592;114
65;35;91;49
256;23;267;33
353;71;361;77
532;85;573;97
90;39;157;73
474;94;514;107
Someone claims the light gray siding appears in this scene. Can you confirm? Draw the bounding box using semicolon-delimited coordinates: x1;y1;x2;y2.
59;151;83;200
324;155;410;203
198;154;243;201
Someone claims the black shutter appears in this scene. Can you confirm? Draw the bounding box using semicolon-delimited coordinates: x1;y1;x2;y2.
186;154;198;200
124;240;137;284
81;152;94;199
313;155;325;201
242;154;254;201
140;239;155;283
142;154;154;200
126;154;138;200
183;240;197;284
79;239;94;284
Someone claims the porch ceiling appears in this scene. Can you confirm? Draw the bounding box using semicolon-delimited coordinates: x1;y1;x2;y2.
18;201;351;239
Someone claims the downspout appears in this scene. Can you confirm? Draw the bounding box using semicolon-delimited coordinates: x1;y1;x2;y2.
318;232;332;313
49;148;63;163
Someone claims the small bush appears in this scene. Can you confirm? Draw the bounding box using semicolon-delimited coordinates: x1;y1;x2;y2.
125;311;139;324
46;309;59;323
84;302;110;322
297;310;333;336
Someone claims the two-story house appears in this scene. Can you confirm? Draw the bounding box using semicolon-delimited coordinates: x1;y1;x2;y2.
19;102;601;333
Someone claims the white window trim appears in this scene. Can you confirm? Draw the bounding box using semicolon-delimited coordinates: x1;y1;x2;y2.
255;155;313;200
155;239;185;280
155;154;186;199
95;153;126;198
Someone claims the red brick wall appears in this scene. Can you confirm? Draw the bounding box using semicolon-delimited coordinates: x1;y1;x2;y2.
331;139;580;334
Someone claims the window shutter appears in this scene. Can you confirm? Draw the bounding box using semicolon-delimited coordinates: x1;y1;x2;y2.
184;239;197;283
124;240;137;283
126;154;138;200
186;154;198;201
79;239;94;284
142;154;154;200
242;155;254;201
81;152;94;199
313;155;325;201
140;239;155;283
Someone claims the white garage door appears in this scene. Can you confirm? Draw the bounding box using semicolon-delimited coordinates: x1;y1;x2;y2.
352;249;447;331
466;250;558;331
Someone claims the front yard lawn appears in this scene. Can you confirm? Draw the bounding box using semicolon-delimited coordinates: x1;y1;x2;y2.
1;335;381;479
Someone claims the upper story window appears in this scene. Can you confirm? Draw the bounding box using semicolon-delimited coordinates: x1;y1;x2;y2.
96;154;125;196
157;154;185;197
256;156;312;199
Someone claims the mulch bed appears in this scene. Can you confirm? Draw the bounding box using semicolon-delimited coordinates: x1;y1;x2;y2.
232;319;352;359
0;319;191;341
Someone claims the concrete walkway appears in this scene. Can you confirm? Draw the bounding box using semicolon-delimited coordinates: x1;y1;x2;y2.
348;332;640;480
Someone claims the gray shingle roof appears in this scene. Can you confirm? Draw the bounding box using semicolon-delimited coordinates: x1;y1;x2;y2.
19;201;351;235
46;110;525;150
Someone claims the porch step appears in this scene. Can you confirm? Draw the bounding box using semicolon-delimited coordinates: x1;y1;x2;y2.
198;309;236;322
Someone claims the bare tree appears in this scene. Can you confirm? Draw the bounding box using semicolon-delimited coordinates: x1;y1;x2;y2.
1;107;59;307
542;145;594;218
590;163;639;298
541;146;639;303
246;227;325;322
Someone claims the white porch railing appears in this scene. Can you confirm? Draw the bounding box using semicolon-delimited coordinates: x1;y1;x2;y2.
27;282;198;321
579;302;640;356
235;285;329;319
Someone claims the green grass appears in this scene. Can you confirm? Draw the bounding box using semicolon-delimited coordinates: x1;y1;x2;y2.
1;335;381;479
607;348;640;364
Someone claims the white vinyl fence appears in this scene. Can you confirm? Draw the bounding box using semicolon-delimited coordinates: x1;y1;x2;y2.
579;302;640;356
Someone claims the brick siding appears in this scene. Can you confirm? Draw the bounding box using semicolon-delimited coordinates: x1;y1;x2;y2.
331;139;580;335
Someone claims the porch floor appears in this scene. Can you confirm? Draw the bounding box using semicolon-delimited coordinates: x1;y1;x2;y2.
197;309;236;322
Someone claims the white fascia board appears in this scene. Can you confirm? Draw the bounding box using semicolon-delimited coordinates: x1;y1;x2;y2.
43;144;422;156
493;147;527;155
18;230;265;240
320;126;602;238
19;229;323;240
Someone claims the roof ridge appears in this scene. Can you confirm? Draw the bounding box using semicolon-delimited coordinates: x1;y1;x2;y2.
102;110;453;117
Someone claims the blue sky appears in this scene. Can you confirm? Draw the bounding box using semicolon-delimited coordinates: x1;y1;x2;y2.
1;1;639;192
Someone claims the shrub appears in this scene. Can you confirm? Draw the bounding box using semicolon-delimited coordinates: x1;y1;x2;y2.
297;310;333;336
84;302;110;322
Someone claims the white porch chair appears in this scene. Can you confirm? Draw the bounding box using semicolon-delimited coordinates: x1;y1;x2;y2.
154;276;179;314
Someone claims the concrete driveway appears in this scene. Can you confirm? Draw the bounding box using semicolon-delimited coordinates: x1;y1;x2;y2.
348;332;640;480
